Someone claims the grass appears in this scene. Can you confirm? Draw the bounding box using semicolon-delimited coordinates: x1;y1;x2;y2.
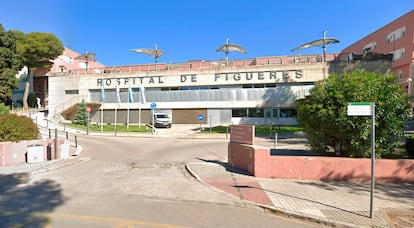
200;125;303;135
63;122;150;133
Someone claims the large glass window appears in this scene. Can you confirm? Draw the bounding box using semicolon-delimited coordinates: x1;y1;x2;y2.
248;108;264;117
280;109;297;118
232;109;247;117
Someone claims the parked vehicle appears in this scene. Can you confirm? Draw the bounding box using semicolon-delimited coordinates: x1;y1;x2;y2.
151;113;172;128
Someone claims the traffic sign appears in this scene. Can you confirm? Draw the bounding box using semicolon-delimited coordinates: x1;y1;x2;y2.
197;114;204;121
347;102;371;116
150;102;157;110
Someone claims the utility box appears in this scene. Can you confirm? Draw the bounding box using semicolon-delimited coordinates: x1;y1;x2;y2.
27;146;44;163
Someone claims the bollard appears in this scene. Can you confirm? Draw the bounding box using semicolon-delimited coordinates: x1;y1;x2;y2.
75;135;78;148
66;132;69;139
54;128;58;159
274;133;278;148
226;126;229;139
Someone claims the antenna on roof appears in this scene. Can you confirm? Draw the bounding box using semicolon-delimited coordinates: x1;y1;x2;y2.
291;31;339;62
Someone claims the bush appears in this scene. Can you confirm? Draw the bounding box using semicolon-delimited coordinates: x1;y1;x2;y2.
0;103;9;115
0;114;39;142
406;134;414;158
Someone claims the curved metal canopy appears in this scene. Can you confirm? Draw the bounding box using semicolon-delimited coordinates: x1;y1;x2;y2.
216;43;247;54
291;31;339;62
130;44;164;63
75;53;96;61
291;37;339;51
75;51;96;72
216;38;247;66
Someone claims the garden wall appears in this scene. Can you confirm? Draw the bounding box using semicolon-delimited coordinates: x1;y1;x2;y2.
228;142;414;183
0;139;69;167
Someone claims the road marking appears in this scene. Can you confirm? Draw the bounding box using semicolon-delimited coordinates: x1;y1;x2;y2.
0;211;189;228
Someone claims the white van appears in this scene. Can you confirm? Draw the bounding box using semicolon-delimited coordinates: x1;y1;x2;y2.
151;113;172;128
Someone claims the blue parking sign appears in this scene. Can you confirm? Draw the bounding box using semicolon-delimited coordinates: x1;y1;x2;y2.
151;103;156;110
197;114;204;121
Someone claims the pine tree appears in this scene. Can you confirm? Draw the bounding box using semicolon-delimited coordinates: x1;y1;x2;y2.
73;100;88;126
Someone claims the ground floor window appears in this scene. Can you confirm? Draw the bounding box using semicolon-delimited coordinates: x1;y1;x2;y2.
248;108;264;117
232;109;248;117
232;108;296;118
280;109;297;117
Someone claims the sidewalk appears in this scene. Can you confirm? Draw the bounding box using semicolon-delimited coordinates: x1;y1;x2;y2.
186;158;414;227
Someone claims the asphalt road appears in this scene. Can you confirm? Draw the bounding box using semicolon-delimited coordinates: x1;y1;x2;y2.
1;133;321;227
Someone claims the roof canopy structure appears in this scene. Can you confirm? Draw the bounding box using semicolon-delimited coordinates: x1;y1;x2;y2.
216;38;247;66
75;51;96;72
130;44;164;63
292;31;339;62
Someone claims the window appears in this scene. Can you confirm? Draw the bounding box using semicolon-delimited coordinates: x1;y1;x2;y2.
65;90;79;95
232;109;247;117
279;109;297;118
248;108;264;117
394;48;406;60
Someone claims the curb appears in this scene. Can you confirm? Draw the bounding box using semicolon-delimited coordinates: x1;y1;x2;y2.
31;157;90;175
30;142;86;175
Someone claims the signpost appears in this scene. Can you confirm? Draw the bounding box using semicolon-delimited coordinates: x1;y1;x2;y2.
151;103;156;134
86;106;91;135
347;102;375;218
197;114;204;132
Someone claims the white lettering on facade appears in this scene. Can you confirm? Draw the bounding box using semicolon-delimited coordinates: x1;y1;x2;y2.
96;69;304;87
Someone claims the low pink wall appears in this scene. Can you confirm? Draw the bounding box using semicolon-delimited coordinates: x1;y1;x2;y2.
0;139;68;167
228;142;414;183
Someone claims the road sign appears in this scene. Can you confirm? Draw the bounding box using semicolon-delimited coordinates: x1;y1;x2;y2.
347;102;371;116
86;106;91;113
150;102;156;110
197;114;204;121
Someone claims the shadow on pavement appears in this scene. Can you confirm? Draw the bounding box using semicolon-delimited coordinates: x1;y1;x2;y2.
231;183;369;218
0;173;66;227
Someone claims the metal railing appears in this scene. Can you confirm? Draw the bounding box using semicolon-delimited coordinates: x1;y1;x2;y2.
47;54;338;77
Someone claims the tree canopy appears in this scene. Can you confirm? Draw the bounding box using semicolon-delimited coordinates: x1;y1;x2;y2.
0;24;22;104
0;23;64;107
16;32;64;70
297;69;410;158
16;31;64;109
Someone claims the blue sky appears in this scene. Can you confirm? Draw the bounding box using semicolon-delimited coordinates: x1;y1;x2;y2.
1;1;413;66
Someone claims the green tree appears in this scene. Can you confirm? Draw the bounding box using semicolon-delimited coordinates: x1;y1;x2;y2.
16;31;64;109
73;100;88;126
297;69;410;158
0;24;22;104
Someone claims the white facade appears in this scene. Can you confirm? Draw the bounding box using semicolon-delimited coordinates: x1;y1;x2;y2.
48;56;331;126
